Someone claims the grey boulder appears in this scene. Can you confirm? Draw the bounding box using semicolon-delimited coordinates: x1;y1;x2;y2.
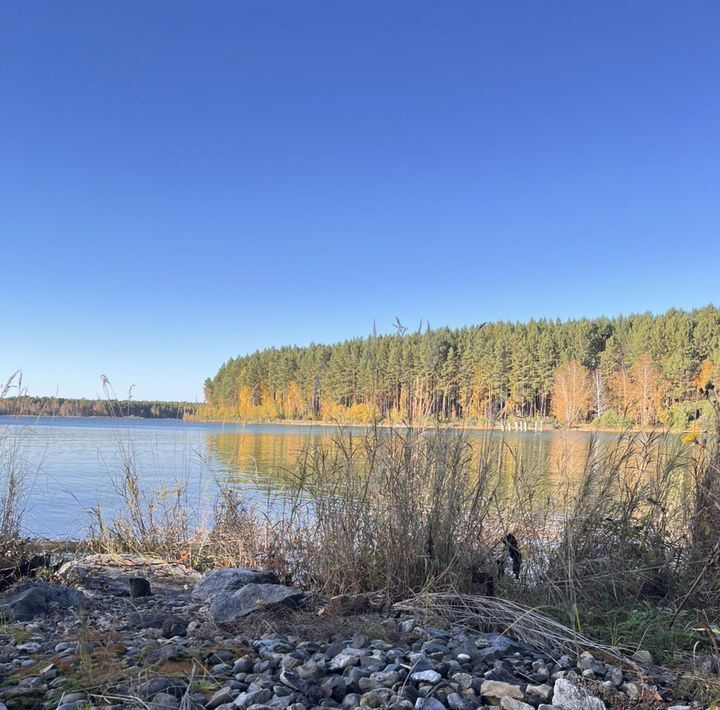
192;568;280;601
0;581;85;621
209;582;304;624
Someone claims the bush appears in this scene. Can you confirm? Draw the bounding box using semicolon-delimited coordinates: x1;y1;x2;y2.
592;410;633;429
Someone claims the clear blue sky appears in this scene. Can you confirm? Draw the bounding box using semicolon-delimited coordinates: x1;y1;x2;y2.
2;1;719;401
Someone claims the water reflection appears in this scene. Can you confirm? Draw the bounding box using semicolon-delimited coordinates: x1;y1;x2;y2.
0;416;688;540
208;427;637;499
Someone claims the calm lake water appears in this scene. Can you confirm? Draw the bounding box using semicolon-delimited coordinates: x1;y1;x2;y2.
0;416;681;540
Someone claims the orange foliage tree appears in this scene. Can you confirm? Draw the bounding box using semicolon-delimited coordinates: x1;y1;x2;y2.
552;360;591;427
694;359;717;398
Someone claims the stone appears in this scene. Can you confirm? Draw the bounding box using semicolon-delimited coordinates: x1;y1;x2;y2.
551;678;605;709
371;669;401;685
193;568;280;601
477;634;526;661
150;693;180;709
480;680;524;702
500;700;534;710
209;583;304;624
212;662;235;676
234;656;255;674
352;634;370;648
137;676;188;699
411;670;442;683
632;649;653;666
400;618;416;633
451;673;473;691
323;675;348;701
207;687;237;709
279;669;310;693
232;688;272;708
407;654;438;672
359;677;380;691
577;652;595;671
605;666;623;687
0;582;85;621
162;616;189;638
127;612;188;638
524;683;551;701
361;688;395;707
414;699;446;710
446;693;468;710
622;681;641;699
328;647;370;671
485;666;523;686
129;576;152;597
127;612;188;637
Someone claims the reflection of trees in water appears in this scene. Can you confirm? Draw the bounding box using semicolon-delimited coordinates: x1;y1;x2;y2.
206;428;686;511
207;431;332;491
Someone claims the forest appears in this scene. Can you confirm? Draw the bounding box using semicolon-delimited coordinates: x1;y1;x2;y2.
201;306;720;428
0;397;197;419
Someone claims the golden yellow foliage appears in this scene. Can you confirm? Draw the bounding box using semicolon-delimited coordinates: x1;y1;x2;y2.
694;359;716;394
551;360;591;427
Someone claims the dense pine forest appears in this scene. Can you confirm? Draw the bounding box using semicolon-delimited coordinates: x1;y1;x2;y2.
0;397;197;419
201;307;720;428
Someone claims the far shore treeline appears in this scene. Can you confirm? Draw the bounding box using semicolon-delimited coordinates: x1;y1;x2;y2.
0;397;197;419
200;306;720;428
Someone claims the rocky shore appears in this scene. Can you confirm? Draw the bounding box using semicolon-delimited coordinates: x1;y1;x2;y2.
0;555;700;709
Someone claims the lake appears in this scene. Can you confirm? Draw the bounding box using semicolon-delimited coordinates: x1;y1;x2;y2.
0;416;683;540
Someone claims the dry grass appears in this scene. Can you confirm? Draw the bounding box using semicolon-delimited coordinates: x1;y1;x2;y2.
291;426;498;596
0;371;37;563
85;438;195;560
394;591;622;659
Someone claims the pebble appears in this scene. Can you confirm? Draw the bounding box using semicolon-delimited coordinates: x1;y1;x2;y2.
410;669;442;683
632;649;654;666
480;680;524;701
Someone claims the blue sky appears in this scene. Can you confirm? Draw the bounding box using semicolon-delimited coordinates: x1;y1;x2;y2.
2;1;719;401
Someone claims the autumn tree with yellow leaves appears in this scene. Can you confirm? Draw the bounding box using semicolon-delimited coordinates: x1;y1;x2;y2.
552;360;592;427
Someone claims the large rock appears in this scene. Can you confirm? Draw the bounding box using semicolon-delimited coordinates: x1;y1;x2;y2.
208;582;304;624
551;678;605;709
57;554;199;598
0;581;85;621
192;568;280;602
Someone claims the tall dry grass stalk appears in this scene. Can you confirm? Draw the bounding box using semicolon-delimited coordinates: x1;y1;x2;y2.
86;438;197;559
0;371;36;553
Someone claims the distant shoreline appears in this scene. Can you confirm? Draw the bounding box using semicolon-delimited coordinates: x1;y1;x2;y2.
189;415;693;435
0;412;696;435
